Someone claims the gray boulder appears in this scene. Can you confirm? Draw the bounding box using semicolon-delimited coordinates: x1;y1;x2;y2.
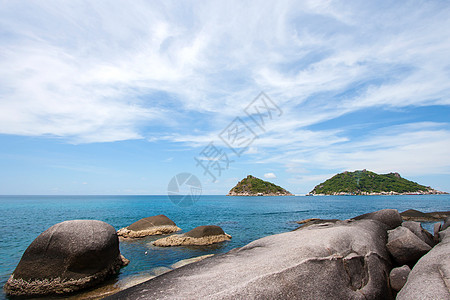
386;226;431;265
402;221;435;247
295;219;339;230
389;265;410;292
400;209;450;222
434;222;441;243
153;225;231;247
108;219;393;299
441;216;450;231
117;215;181;238
397;227;450;299
4;220;128;297
353;209;402;229
185;225;226;237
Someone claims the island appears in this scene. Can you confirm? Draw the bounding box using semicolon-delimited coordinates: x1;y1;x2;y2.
227;175;293;196
309;169;447;196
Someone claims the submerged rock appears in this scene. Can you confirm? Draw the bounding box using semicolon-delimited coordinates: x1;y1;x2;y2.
386;226;431;265
389;265;411;292
397;227;450;299
352;209;402;229
4;220;128;297
153;225;231;247
117;215;181;238
108;219;393;299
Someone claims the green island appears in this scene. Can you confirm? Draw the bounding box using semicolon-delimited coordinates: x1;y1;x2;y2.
309;169;447;195
227;175;293;196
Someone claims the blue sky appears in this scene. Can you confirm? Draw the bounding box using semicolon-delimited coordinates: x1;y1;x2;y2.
1;1;450;195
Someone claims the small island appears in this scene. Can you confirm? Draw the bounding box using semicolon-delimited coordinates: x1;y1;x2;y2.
227;175;293;196
309;169;447;196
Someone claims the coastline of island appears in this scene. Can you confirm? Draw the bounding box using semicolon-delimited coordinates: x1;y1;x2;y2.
308;169;448;196
227;175;293;196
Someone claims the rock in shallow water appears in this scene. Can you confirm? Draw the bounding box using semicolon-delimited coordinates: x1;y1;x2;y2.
117;215;181;238
107;219;393;299
4;220;128;297
153;225;231;247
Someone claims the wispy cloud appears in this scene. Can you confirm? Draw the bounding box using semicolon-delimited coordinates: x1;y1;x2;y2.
1;1;450;184
264;172;276;179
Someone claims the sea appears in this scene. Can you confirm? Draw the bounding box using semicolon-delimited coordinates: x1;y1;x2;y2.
1;194;450;299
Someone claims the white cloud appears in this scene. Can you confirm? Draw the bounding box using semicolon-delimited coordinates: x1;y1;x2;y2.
1;1;448;144
261;122;450;177
264;172;276;179
246;147;258;154
1;1;450;184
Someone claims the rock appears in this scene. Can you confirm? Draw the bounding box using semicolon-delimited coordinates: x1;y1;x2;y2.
402;221;435;247
171;254;214;269
184;225;226;238
434;222;441;243
352;209;402;229
117;215;181;238
153;225;231;247
4;220;128;297
295;219;339;230
441;216;450;231
107;219;393;299
400;209;450;221
397;227;450;299
389;265;410;292
296;218;320;224
151;267;172;276
386;226;431;265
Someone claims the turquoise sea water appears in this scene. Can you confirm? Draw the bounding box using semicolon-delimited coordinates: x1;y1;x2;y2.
1;194;450;299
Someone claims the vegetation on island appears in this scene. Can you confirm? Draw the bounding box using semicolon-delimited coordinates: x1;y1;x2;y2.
228;175;293;196
310;170;444;195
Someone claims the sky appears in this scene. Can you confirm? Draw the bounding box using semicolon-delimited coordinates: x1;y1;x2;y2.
1;0;450;195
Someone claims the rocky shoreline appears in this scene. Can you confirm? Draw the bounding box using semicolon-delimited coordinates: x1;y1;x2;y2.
106;209;450;299
227;191;293;196
5;209;450;299
309;189;447;196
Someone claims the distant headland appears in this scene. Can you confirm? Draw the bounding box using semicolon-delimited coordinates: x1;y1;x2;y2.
227;175;293;196
309;169;447;196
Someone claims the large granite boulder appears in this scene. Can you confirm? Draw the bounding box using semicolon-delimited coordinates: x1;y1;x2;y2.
352;209;402;229
3;220;128;297
386;226;431;265
108;219;393;299
117;215;181;238
397;227;450;299
389;265;410;292
153;225;231;247
402;221;435;247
